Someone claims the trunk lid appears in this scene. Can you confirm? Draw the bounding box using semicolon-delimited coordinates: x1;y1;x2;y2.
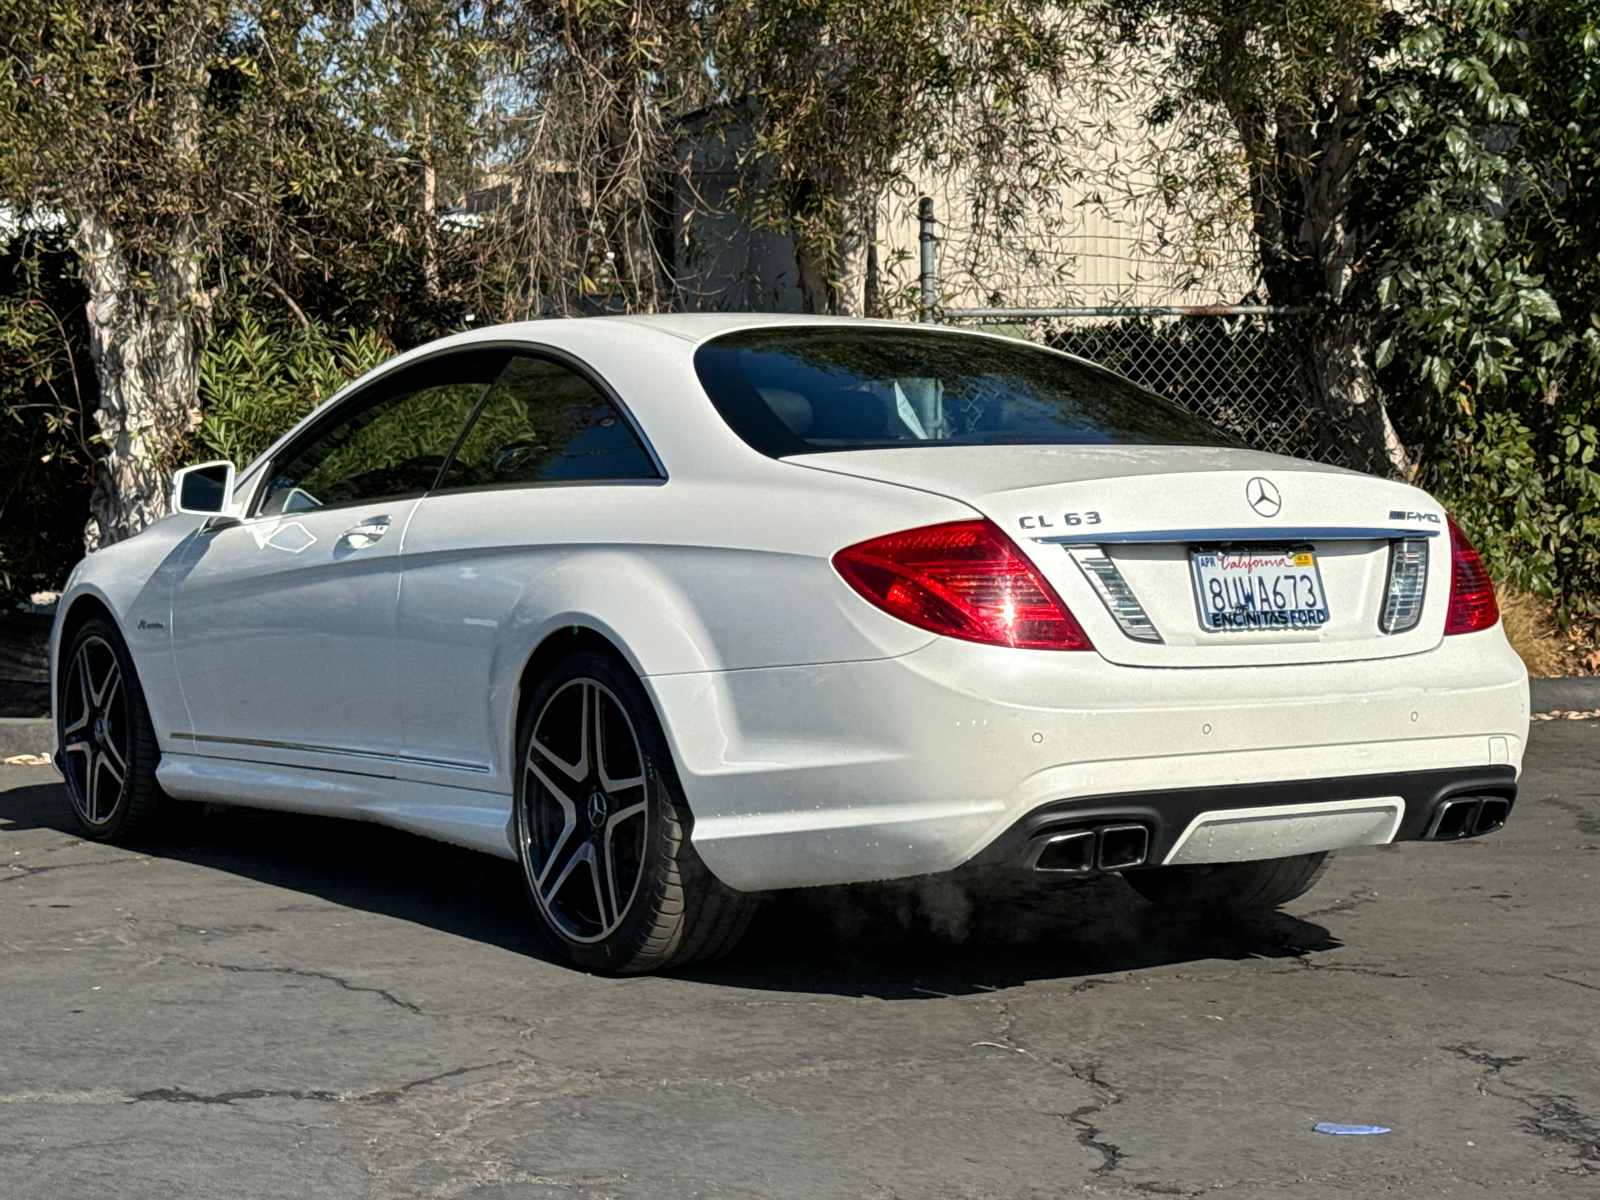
794;445;1450;667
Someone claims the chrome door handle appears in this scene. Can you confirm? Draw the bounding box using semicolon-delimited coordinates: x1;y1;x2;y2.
341;516;391;547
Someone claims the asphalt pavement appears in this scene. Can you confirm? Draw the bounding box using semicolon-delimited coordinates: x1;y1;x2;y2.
2;723;1596;1198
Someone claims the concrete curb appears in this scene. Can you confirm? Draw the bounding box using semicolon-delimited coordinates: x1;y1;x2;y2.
0;717;53;760
1529;676;1600;713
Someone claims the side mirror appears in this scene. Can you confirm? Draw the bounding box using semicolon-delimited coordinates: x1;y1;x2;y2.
172;460;237;516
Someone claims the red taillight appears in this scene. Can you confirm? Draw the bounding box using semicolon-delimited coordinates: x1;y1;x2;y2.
1444;516;1499;635
832;519;1093;650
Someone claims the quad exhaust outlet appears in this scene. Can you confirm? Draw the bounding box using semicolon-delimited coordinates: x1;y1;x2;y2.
1424;795;1513;841
1026;822;1150;874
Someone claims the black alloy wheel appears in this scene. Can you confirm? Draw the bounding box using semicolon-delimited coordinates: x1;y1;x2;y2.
514;649;756;973
57;616;173;840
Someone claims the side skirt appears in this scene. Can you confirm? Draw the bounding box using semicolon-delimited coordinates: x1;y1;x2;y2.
156;753;516;860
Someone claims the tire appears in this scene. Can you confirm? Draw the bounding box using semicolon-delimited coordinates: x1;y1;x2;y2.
1121;852;1331;914
512;649;757;973
57;615;175;841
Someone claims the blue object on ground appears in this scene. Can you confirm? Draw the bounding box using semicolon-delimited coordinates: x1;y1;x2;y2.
1314;1122;1391;1136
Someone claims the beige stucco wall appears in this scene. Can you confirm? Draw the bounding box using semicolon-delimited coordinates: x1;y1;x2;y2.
870;82;1255;313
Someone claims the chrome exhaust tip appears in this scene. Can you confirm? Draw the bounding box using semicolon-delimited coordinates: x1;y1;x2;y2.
1030;829;1097;874
1097;823;1150;870
1474;797;1511;835
1026;822;1151;873
1425;795;1514;840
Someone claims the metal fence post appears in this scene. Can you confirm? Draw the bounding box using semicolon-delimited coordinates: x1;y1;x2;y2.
918;197;937;323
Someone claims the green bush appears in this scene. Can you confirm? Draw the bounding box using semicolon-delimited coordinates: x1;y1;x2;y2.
1416;374;1600;620
196;312;393;471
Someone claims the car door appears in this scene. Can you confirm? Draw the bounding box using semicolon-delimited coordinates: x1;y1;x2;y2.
168;348;510;777
394;351;663;788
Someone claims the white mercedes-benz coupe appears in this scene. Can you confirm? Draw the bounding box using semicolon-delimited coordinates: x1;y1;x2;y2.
51;315;1528;971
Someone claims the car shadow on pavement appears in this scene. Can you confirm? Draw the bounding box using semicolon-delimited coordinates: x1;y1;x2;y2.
1;778;1340;998
702;872;1339;999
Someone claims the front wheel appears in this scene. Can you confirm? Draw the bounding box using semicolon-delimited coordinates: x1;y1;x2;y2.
1121;853;1331;914
57;615;175;841
513;650;756;973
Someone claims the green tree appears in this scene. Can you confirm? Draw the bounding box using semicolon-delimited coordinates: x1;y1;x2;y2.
0;1;488;547
706;0;1072;315
1373;1;1600;609
1100;0;1600;603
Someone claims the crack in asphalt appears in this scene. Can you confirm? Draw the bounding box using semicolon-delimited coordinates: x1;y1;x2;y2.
1060;1061;1124;1177
1274;958;1411;979
1546;973;1600;993
1;859;124;884
1444;1044;1530;1085
1517;1091;1600;1174
1444;1045;1600;1173
972;998;1126;1178
190;961;425;1014
127;1061;514;1107
978;990;1194;1193
1300;889;1379;918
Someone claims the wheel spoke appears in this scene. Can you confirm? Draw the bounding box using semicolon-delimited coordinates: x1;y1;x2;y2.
602;800;646;920
61;653;91;735
529;682;589;782
541;838;597;913
99;667;122;719
594;690;644;794
89;657;120;710
588;845;612;931
100;726;127;773
530;792;579;894
526;757;578;824
72;645;93;717
604;800;647;833
90;750;124;822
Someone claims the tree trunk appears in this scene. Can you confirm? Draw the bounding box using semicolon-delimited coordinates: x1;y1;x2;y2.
1223;33;1414;481
76;211;207;549
793;230;838;315
1287;89;1414;481
1307;314;1412;479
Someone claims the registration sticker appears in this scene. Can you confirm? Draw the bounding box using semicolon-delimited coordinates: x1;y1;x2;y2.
1191;547;1330;632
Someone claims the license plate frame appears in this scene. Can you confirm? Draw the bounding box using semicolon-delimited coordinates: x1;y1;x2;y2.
1190;544;1330;633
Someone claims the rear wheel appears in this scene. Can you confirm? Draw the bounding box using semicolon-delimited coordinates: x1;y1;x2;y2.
1121;853;1330;913
513;649;756;973
57;616;174;841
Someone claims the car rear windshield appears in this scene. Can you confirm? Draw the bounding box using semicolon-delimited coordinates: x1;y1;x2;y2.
693;326;1243;456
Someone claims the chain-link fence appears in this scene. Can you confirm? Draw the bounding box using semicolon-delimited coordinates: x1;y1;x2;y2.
912;200;1354;471
938;307;1347;468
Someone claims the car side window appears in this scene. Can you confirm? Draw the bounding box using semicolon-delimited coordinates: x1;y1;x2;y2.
257;357;503;516
436;355;658;491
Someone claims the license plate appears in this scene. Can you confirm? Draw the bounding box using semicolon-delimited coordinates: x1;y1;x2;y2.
1190;547;1330;632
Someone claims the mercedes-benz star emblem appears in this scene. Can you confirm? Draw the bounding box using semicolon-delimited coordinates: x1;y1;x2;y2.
1246;476;1282;518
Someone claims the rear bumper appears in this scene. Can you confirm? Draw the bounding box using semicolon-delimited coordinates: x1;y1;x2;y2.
964;764;1517;873
647;625;1529;891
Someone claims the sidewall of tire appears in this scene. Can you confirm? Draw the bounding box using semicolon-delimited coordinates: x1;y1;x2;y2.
1121;852;1331;913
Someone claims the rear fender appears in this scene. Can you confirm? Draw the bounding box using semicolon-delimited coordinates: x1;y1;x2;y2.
487;551;718;777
